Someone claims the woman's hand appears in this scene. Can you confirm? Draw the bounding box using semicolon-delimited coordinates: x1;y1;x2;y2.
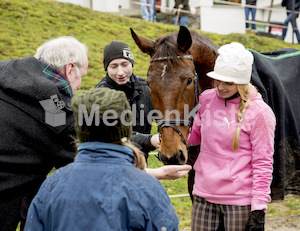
146;165;192;180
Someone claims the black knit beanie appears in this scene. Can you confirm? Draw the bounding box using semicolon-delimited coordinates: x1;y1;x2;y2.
71;88;132;144
103;41;134;71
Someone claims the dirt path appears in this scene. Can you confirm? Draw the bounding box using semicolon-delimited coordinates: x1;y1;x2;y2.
265;215;300;231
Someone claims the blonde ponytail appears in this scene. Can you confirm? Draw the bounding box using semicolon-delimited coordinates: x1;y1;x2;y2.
232;83;257;151
123;140;146;170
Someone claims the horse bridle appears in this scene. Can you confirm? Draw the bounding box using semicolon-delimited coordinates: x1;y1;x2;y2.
150;55;200;145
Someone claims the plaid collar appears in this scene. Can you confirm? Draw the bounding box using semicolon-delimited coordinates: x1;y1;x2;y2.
38;60;73;99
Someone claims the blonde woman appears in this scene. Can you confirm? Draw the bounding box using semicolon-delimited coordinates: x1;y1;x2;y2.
188;42;276;231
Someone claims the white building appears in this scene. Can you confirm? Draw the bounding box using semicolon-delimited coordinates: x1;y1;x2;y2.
55;0;299;43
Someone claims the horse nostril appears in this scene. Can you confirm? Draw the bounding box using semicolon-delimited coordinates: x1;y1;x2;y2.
177;149;186;164
158;151;168;165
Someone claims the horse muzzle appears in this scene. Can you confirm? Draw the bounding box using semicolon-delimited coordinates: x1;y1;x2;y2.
157;149;187;165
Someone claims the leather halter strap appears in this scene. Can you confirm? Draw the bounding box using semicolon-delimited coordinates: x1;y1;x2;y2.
150;55;194;63
157;119;190;145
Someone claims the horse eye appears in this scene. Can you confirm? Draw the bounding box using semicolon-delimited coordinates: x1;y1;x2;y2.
186;78;193;86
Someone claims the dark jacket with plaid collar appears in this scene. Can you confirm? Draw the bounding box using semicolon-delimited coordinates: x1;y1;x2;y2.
0;57;76;227
95;74;154;159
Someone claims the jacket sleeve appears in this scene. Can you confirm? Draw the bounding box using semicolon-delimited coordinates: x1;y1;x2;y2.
134;178;179;231
52;118;77;168
24;201;44;230
149;188;180;231
249;107;276;212
122;172;179;231
130;132;154;160
296;0;300;10
24;185;46;230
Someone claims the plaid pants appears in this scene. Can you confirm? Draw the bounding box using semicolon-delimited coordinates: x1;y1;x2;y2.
191;196;251;231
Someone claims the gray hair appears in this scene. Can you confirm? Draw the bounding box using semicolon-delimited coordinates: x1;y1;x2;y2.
34;36;88;71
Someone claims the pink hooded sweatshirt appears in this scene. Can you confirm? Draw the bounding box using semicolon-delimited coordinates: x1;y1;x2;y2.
187;88;276;211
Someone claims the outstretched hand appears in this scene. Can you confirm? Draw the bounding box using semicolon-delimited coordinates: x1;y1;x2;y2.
146;165;192;180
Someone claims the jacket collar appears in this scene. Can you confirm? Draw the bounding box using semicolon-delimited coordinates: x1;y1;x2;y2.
215;88;241;106
105;73;143;100
75;142;135;165
38;60;73;100
105;73;132;90
131;75;143;99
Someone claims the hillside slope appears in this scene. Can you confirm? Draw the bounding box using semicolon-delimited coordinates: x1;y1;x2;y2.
1;0;300;90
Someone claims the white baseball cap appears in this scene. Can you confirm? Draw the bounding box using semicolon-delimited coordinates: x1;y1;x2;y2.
207;42;253;84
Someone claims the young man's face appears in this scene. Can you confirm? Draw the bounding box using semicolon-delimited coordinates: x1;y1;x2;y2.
107;58;133;85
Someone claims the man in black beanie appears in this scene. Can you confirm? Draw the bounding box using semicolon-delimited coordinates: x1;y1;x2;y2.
95;41;192;180
96;41;158;159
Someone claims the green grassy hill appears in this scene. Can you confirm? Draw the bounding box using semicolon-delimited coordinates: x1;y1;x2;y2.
1;0;300;92
2;0;300;229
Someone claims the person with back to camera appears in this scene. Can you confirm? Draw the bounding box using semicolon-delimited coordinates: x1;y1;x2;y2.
95;41;192;180
0;36;88;231
187;42;276;231
281;0;300;43
24;87;180;231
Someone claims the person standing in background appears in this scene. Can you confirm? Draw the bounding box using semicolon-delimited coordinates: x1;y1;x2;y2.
281;0;300;43
173;0;190;27
245;0;257;33
140;0;156;22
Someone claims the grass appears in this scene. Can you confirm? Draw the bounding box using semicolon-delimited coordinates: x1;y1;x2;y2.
1;0;300;92
268;194;300;217
2;0;300;229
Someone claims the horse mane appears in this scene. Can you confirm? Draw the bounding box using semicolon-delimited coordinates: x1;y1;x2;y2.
151;32;187;68
189;30;219;56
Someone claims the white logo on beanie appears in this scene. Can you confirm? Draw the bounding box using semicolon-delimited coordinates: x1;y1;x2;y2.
123;47;134;61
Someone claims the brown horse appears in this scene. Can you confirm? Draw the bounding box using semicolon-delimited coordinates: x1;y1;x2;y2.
130;26;219;165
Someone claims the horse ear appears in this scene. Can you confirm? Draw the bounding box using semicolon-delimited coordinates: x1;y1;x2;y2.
130;28;156;56
177;26;192;53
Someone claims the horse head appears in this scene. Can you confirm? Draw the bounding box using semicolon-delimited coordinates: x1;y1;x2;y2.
131;26;218;165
